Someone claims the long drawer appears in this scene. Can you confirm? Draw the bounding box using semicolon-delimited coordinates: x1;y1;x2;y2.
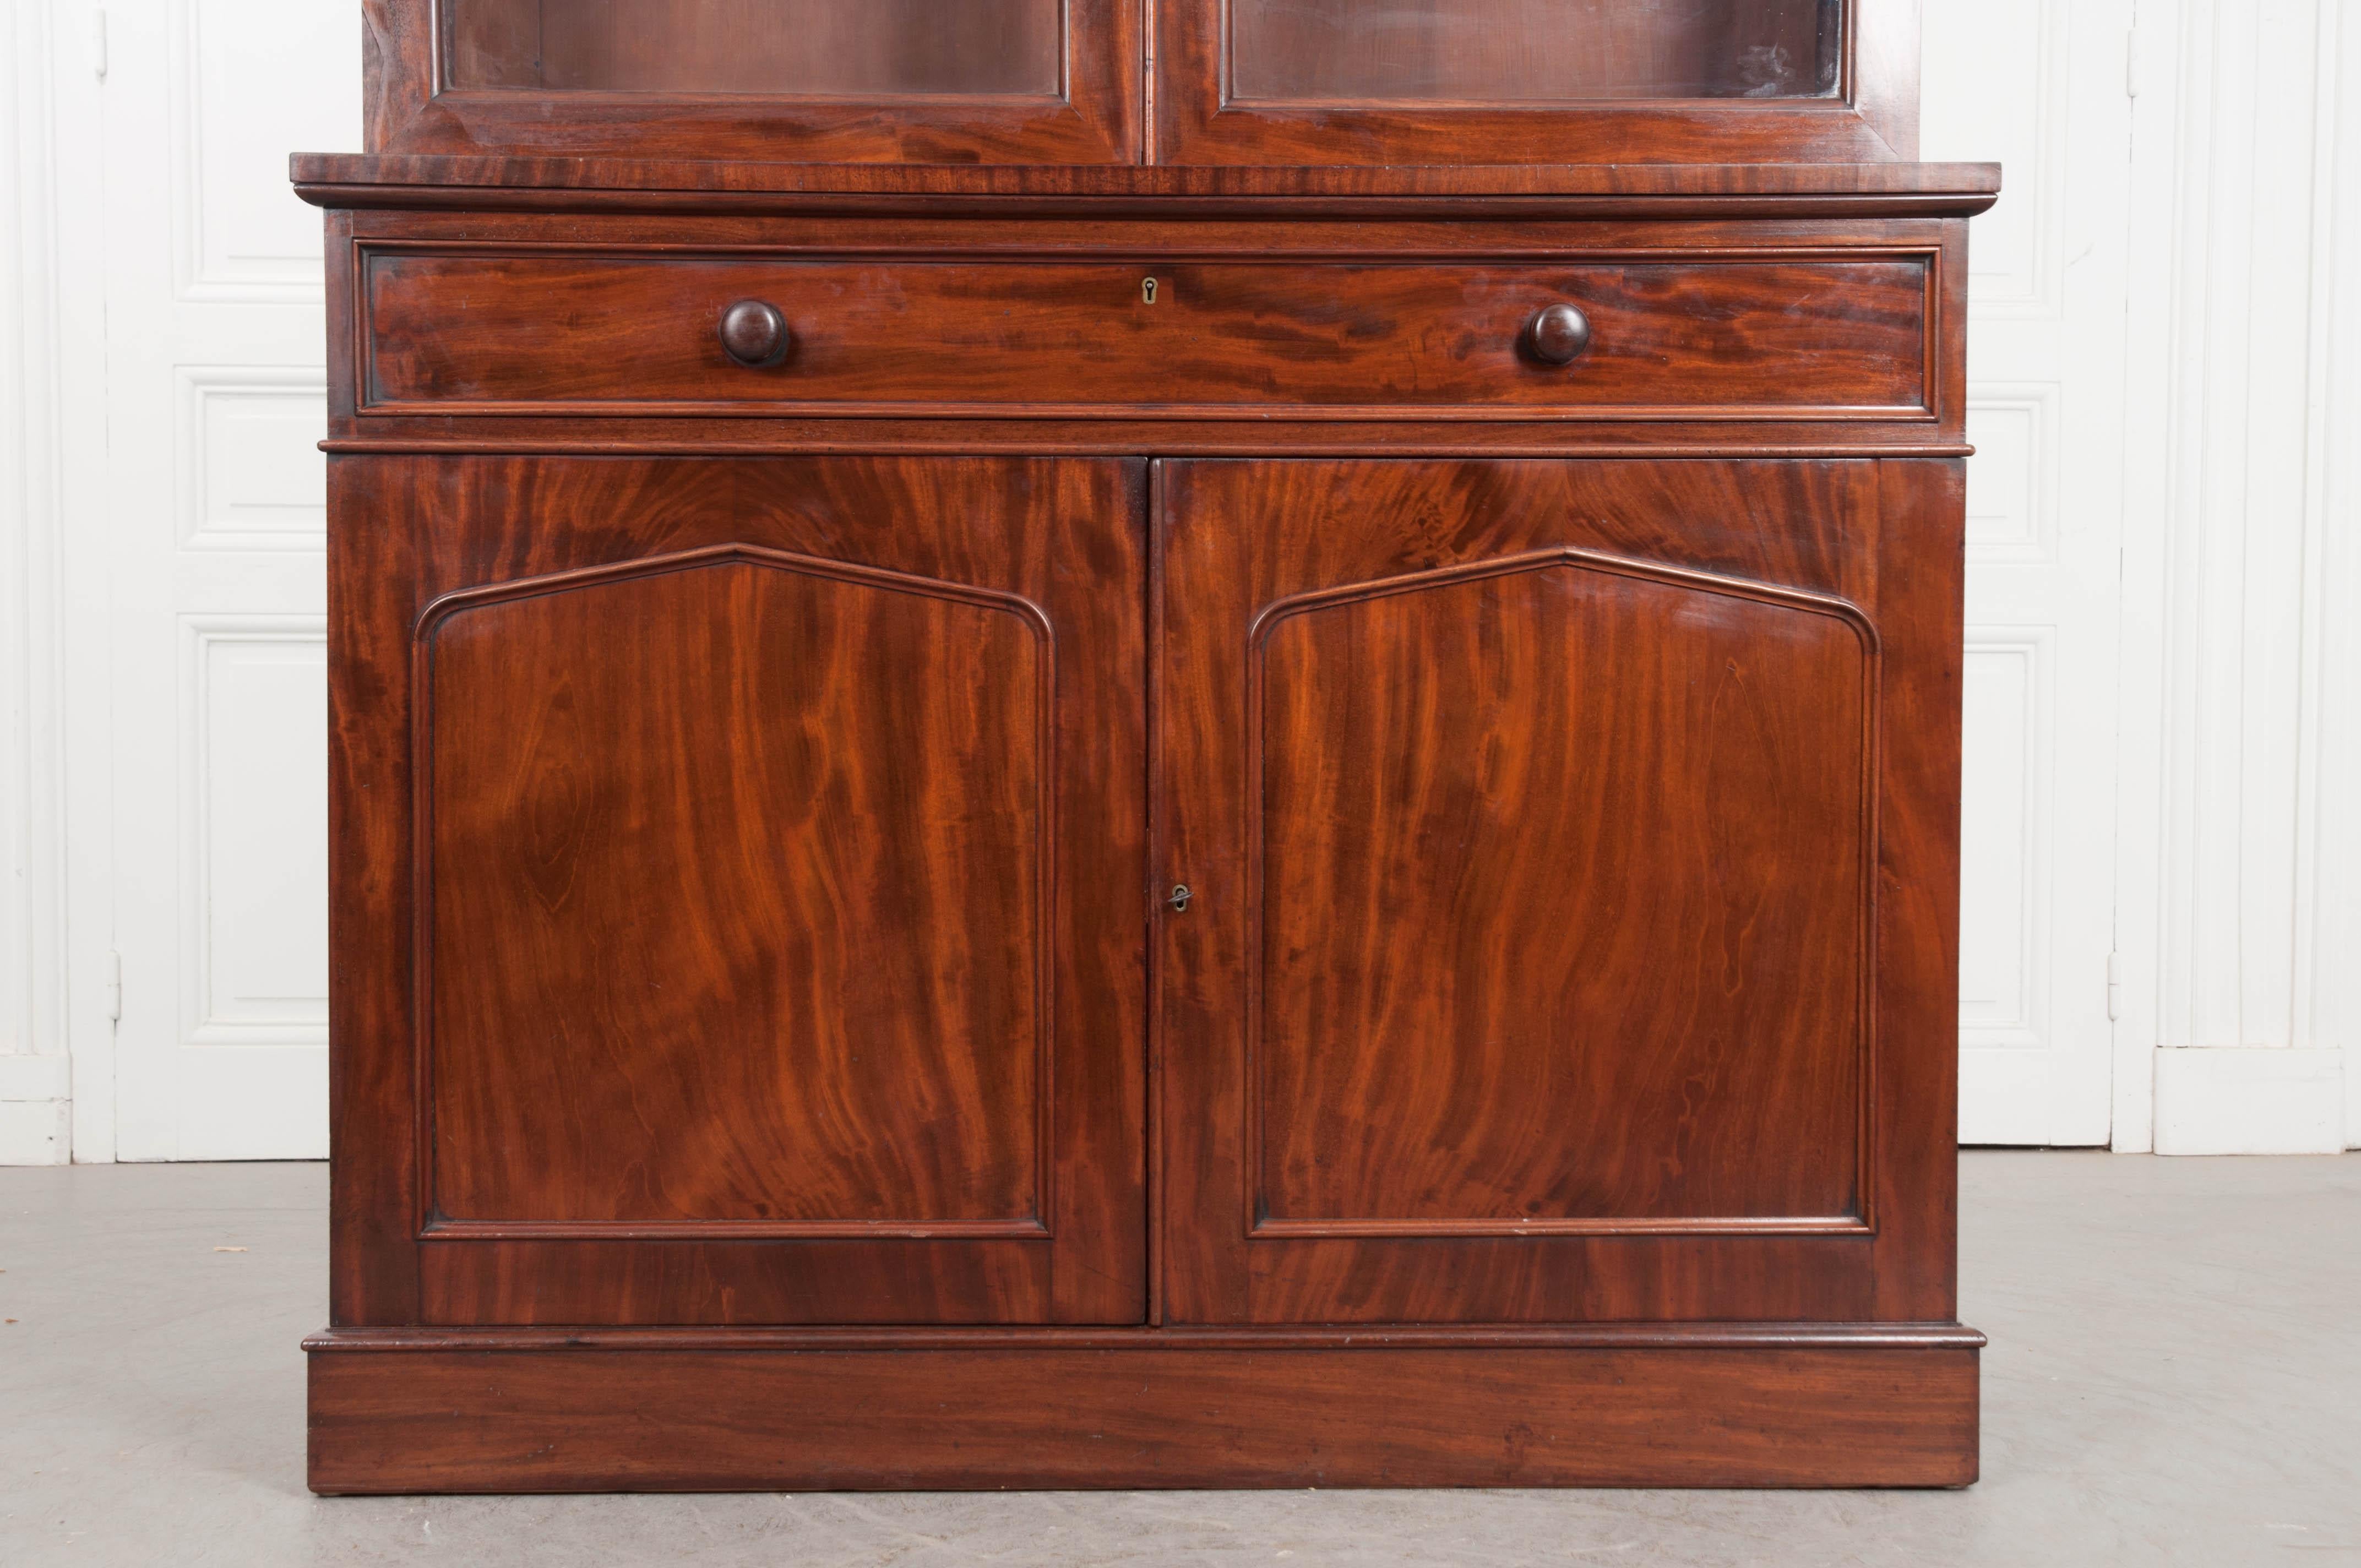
357;248;1935;420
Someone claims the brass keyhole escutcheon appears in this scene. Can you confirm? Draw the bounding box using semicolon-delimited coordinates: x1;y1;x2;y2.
1167;883;1192;912
1142;276;1160;304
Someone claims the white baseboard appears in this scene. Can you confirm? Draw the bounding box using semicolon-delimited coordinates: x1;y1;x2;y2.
2152;1048;2348;1155
0;1056;73;1164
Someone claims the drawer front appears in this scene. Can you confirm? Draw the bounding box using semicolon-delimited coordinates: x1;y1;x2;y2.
360;249;1934;420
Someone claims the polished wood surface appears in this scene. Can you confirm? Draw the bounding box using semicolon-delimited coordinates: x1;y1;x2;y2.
359;251;1932;420
309;1342;1980;1491
1245;548;1873;1231
293;155;2002;219
1154;0;1918;165
445;0;1065;96
1156;458;1957;1323
715;298;788;366
333;454;1148;1325
1525;301;1593;363
312;0;1980;1481
422;551;1052;1234
367;0;1913;165
364;0;1139;162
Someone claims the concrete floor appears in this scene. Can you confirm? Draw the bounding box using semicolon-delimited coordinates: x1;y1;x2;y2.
2;1154;2355;1566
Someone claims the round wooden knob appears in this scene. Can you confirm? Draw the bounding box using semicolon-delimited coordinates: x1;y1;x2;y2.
1525;303;1592;366
719;300;791;367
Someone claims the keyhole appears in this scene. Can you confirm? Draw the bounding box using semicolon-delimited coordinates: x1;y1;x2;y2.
1167;883;1192;912
1142;277;1160;304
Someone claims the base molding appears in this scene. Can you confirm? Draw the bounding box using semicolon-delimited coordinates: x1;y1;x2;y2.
2153;1047;2349;1155
306;1327;1982;1493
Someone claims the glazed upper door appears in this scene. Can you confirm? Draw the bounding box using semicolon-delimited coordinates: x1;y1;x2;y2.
366;0;1140;161
1151;0;1918;164
1154;459;1960;1324
332;456;1146;1326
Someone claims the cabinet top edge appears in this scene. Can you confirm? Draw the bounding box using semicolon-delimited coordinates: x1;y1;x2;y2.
291;155;2000;217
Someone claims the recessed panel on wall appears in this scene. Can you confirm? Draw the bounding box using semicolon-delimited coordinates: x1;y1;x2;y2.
177;368;329;552
1958;633;2053;1051
180;618;330;1050
1963;390;2059;565
175;0;361;299
1921;0;2060;313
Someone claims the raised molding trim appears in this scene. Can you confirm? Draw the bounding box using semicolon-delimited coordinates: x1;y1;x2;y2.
177;616;330;1054
410;546;1059;1237
1962;385;2062;566
1957;628;2054;1053
1;0;73;1164
173;366;331;553
1960;0;2066;319
1243;549;1883;1233
2306;0;2360;1149
169;0;335;303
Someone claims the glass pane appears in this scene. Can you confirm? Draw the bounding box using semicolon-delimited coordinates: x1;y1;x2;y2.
445;0;1065;96
1228;0;1841;104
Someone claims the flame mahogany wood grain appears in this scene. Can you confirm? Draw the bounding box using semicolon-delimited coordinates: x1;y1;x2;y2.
418;551;1056;1237
1244;549;1877;1235
293;155;2002;220
309;166;1981;1488
333;454;1148;1327
362;0;1139;163
357;249;1933;420
308;1343;1980;1492
308;206;1973;448
1155;458;1959;1324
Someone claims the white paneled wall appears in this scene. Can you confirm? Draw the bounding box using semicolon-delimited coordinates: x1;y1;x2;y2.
1;0;73;1163
2120;0;2360;1152
0;3;2354;1160
92;0;348;1160
1927;0;2132;1146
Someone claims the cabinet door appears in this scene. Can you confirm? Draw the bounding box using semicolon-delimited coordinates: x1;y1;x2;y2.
369;0;1140;161
1155;459;1961;1324
333;456;1146;1326
1152;0;1916;165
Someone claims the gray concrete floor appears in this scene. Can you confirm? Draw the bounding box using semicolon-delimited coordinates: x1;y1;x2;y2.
2;1153;2355;1566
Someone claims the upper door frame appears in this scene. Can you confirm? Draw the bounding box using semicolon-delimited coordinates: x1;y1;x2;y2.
361;0;1143;163
1149;0;1919;165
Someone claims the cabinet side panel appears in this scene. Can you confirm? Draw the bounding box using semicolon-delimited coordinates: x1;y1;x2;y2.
1869;456;1966;1320
329;453;424;1325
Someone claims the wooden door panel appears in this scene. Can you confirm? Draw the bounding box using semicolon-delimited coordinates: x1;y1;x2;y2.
423;549;1052;1234
1252;552;1874;1234
1151;0;1919;165
331;455;1146;1326
366;0;1140;162
1158;459;1955;1324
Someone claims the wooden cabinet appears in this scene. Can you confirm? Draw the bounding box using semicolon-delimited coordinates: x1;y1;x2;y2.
1156;458;1949;1326
302;0;1994;1495
362;456;1148;1327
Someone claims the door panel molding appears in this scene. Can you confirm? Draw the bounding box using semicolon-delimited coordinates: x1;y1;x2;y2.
1241;547;1882;1240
